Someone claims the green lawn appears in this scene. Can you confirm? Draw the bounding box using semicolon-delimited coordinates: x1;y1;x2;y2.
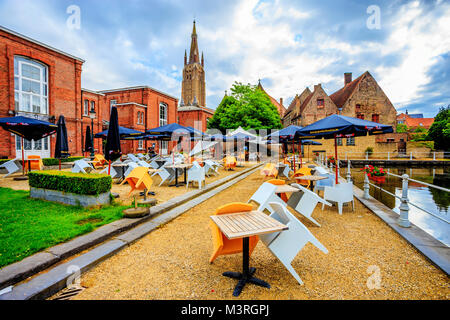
0;187;127;268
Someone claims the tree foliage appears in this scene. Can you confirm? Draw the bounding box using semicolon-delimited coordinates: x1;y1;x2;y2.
207;82;282;133
426;106;450;151
396;123;408;133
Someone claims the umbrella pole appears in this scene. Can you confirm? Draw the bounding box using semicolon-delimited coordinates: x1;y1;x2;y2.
108;160;111;175
334;134;339;185
293;142;296;171
59;159;61;171
299;140;302;168
21;137;25;175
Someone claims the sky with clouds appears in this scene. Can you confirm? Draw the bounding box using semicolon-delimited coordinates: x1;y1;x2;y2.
0;0;449;117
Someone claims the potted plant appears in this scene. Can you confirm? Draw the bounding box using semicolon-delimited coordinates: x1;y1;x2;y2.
361;165;386;183
327;155;336;165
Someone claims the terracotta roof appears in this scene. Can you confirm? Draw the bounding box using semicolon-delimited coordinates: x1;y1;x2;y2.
405;117;434;128
329;72;367;108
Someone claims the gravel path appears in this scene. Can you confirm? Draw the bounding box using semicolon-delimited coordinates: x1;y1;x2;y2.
66;171;448;299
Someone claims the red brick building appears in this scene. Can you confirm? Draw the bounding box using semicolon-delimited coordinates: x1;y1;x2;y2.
0;26;178;159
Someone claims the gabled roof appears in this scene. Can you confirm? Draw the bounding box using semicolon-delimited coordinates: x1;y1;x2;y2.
257;81;286;117
405;117;434;128
330;71;368;108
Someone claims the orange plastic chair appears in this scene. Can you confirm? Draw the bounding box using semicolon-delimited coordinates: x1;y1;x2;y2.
267;179;288;202
260;163;278;178
24;155;43;171
223;156;237;170
93;154;106;169
119;167;153;197
209;202;259;264
293;167;312;188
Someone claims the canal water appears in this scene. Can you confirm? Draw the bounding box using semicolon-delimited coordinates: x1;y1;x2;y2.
340;166;450;246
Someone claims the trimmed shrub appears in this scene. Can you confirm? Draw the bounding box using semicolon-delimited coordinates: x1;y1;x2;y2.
28;170;112;196
42;156;84;166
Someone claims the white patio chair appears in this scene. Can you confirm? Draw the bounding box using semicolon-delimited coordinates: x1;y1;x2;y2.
259;202;328;285
127;154;140;162
0;160;20;178
288;183;332;227
71;160;94;174
149;159;160;169
204;160;218;176
247;182;287;214
137;153;144;159
99;165;119;178
280;164;292;179
322;182;355;215
153;164;176;186
313;173;334;195
123;162;139;179
249;152;257;162
186;161;206;189
137;160;151;168
314;166;329;175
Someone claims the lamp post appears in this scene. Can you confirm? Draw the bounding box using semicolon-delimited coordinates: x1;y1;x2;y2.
89;104;96;159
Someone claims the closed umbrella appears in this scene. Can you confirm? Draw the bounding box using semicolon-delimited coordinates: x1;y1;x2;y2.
0;116;57;175
55;115;70;170
84;126;93;157
104;107;122;174
295;114;393;184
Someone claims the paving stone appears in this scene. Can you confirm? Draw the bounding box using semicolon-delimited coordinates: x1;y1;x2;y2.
0;252;59;291
0;240;127;300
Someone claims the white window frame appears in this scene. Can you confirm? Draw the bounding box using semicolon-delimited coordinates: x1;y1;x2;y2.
138;139;144;150
90;101;95;114
14;56;48;115
346;136;355;146
83;99;89;116
159;102;168;126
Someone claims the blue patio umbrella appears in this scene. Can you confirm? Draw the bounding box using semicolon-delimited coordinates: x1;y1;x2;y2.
0;116;57;175
228;132;256;141
266;125;303;141
94;126;144;139
295;114;393;184
146;123;194;136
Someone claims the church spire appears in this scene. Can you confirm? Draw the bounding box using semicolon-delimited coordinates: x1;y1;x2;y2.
189;20;199;64
201;51;204;67
184;50;187;65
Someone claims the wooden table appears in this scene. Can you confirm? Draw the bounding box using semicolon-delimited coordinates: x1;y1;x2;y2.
294;175;327;190
275;185;300;194
165;163;193;187
210;210;288;297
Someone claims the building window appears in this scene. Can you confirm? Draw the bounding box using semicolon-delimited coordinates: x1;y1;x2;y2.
357;113;364;120
14;56;48;114
346;137;355;146
387;138;395;142
138;139;144;150
137;111;141;124
159;102;168;126
90;101;95;114
372;114;380;123
16;136;49;151
83;100;89;116
355;104;361;112
317;99;324;108
337;138;343;146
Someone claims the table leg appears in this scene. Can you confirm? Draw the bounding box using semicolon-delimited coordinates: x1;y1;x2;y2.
222;237;270;297
170;169;180;187
184;168;187;184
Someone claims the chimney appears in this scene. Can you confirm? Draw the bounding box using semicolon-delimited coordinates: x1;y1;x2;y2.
344;72;352;86
280;98;283;105
314;84;322;91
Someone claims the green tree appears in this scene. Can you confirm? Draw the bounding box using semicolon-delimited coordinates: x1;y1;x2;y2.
396;123;408;133
426;106;450;151
207;82;282;133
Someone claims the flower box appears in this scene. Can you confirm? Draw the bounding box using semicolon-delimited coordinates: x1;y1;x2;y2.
369;175;386;184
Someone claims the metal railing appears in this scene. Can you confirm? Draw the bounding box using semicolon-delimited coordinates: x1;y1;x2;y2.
341;151;450;161
360;165;450;227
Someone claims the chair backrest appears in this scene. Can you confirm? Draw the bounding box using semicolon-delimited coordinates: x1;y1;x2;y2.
28;155;41;160
267;179;285;186
324;182;354;202
248;182;285;213
214;202;253;215
137;160;150;168
124;162;139;177
294;167;311;176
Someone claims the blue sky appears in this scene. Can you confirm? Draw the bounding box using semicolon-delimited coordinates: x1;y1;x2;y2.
1;0;449;117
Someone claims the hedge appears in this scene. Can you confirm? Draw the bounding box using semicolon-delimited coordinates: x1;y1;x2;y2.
42;156;85;166
28;170;112;196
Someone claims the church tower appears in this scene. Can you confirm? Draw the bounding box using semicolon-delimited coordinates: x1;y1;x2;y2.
181;20;206;107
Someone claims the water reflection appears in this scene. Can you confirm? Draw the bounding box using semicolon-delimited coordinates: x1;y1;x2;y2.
341;166;450;246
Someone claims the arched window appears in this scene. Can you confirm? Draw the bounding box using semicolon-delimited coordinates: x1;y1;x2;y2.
14;56;48;114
